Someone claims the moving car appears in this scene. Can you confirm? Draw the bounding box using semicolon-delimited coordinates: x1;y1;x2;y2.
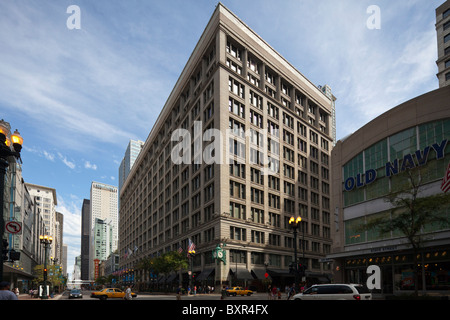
293;284;372;300
69;289;83;299
90;288;137;300
225;287;253;296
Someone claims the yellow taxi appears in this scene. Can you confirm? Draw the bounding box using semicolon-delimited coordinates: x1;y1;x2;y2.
90;288;137;300
225;286;253;296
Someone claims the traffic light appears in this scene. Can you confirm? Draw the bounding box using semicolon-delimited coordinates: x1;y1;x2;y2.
9;250;20;261
2;239;9;261
43;268;48;278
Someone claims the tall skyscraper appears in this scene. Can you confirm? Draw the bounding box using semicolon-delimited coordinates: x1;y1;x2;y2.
89;182;118;279
436;0;450;87
25;183;58;260
118;139;144;192
119;3;335;288
80;198;90;280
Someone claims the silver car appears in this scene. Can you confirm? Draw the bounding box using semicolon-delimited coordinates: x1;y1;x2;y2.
293;284;372;300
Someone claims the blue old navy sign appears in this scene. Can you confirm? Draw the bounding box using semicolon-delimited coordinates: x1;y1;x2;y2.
344;139;448;192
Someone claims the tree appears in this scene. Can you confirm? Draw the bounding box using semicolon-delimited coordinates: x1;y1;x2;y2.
364;169;450;296
33;264;65;289
136;252;188;290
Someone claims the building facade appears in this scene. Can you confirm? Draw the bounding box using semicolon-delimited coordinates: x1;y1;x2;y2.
329;86;450;295
119;3;335;289
2;163;47;292
89;182;118;280
25;183;58;263
119;139;145;193
436;0;450;87
80;198;90;280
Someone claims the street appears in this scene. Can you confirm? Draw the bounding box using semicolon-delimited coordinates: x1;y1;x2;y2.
57;290;279;301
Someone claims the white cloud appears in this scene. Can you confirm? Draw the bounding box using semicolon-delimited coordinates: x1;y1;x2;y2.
58;152;76;169
84;161;97;170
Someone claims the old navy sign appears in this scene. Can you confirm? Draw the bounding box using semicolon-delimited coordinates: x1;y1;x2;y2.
344;139;448;192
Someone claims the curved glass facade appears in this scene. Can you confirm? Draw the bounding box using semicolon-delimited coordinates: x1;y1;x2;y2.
342;118;450;246
343;118;450;207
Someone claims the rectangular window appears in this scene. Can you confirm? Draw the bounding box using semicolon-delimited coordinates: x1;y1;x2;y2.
446;60;450;68
445;33;450;43
229;77;245;98
443;8;450;19
444;21;450;31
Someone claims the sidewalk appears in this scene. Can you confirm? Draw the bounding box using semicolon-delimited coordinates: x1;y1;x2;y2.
18;293;63;300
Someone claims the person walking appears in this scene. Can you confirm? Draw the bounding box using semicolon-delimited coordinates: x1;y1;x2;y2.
0;282;18;300
125;285;132;300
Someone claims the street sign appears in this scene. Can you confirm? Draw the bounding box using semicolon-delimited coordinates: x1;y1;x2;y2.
5;221;22;234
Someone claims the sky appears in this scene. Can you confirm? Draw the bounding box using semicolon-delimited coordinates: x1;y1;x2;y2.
0;0;442;279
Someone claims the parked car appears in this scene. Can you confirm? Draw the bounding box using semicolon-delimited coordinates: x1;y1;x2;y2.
68;289;83;299
225;287;253;296
293;284;372;300
90;288;137;300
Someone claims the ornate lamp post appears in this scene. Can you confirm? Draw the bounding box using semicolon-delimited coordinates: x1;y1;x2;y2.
39;234;53;299
0;119;23;282
188;249;196;293
289;216;302;292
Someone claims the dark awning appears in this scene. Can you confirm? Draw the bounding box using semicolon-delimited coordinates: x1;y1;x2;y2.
166;273;178;282
267;268;292;277
196;268;215;281
230;267;253;280
251;268;271;280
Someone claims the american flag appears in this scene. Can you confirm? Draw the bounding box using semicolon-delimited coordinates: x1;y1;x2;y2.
188;238;196;255
441;162;450;193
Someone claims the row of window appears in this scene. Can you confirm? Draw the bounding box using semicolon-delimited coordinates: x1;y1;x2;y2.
229;225;331;248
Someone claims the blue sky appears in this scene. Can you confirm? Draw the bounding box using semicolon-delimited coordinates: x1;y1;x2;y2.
0;0;442;278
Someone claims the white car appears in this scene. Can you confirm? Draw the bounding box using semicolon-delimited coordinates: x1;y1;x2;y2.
293;284;372;300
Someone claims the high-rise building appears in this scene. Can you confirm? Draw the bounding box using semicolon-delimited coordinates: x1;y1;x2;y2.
119;3;335;288
89;182;118;279
92;218;114;262
25;183;58;260
436;0;450;87
119;139;145;192
80;198;90;280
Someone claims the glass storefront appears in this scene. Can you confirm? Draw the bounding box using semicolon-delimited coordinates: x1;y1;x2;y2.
344;249;450;293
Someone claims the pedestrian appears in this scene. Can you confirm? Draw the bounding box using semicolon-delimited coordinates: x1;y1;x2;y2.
271;285;277;300
194;285;197;295
0;282;18;300
29;288;33;298
125;285;132;300
14;287;19;298
287;285;295;300
267;285;272;300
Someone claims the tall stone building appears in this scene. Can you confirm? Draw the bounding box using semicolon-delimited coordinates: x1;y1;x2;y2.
119;3;336;288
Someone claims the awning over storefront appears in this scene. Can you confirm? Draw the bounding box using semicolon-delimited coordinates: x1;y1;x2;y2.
251;268;271;280
166;273;178;282
196;268;215;281
229;267;253;280
267;268;291;277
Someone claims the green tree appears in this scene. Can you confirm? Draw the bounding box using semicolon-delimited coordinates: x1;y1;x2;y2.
33;264;65;288
364;169;450;296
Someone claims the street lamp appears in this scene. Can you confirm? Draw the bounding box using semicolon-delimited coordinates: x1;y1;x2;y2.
0;119;23;282
39;234;53;299
289;216;303;292
188;249;195;293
